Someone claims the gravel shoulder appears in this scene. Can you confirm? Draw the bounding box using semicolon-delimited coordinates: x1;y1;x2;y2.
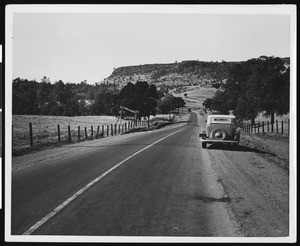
196;111;290;237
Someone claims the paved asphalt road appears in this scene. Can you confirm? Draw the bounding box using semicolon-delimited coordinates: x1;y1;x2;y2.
11;113;241;236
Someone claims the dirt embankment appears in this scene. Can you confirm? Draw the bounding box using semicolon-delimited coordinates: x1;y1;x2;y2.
240;133;289;171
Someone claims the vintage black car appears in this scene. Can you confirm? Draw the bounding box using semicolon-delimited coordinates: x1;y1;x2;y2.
199;114;241;148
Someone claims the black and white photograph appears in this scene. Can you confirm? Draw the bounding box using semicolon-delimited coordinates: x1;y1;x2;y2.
5;4;296;243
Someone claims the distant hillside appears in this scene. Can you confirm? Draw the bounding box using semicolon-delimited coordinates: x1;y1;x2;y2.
105;60;238;88
104;57;290;89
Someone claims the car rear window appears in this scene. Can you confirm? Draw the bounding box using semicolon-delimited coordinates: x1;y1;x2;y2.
209;117;231;124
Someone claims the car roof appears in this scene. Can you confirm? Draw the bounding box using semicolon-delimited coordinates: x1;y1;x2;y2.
207;114;236;119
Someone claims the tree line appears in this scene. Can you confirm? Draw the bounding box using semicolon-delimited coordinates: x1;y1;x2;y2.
203;56;290;124
12;78;185;119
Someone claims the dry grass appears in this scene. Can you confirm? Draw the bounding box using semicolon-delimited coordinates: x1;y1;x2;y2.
12;114;173;155
12;115;131;150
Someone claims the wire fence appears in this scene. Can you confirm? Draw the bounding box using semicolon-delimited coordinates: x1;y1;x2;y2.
12;116;174;152
241;119;289;136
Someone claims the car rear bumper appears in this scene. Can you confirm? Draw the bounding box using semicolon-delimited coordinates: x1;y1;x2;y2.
199;138;239;144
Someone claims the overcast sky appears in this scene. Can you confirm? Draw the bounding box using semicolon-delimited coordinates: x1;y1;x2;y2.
11;6;291;84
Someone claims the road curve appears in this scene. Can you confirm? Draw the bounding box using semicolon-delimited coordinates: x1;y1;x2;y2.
12;113;242;236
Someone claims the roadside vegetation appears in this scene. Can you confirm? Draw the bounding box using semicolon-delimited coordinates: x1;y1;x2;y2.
203;56;289;124
13;79;185;118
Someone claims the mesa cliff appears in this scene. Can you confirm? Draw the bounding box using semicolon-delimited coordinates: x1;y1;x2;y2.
104;57;290;89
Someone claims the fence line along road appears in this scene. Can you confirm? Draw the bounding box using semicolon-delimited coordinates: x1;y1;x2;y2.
242;119;289;136
14;118;173;150
25;120;150;147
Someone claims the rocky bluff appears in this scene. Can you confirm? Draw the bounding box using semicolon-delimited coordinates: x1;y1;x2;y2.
105;60;238;89
104;58;290;89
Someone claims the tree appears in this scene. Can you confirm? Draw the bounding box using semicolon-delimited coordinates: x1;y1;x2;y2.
118;81;159;120
203;98;212;110
37;76;52;115
255;56;289;123
157;94;186;114
209;56;290;123
12;78;39;114
50;80;80;116
92;92;119;115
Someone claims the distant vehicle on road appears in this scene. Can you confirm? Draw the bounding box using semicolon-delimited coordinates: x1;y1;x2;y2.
199;114;241;148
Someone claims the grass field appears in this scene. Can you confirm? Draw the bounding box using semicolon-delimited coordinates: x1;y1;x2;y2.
12;115;131;150
12;114;172;154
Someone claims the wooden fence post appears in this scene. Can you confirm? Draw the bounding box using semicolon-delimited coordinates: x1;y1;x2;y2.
97;126;100;138
91;126;93;139
271;121;274;133
267;121;269;133
57;124;61;144
122;124;124;133
29;123;33;146
118;124;120;134
115;124;117;135
257;122;260;134
68;126;71;142
78;126;80;142
107;125;109;137
281;121;284;135
85;127;88;139
262;121;264;133
111;124;113;136
276;120;278;133
102;125;104;138
125;123;127;132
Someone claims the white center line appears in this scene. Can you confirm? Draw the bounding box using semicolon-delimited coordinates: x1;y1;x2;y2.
22;129;182;235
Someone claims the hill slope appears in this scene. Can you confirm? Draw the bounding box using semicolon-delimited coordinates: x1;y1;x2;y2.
105;60;238;88
104;57;290;89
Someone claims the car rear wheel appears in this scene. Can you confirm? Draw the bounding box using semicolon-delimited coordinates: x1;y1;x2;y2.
211;129;227;140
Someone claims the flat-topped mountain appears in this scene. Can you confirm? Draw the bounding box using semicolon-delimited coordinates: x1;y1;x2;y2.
104;57;290;89
105;60;237;88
